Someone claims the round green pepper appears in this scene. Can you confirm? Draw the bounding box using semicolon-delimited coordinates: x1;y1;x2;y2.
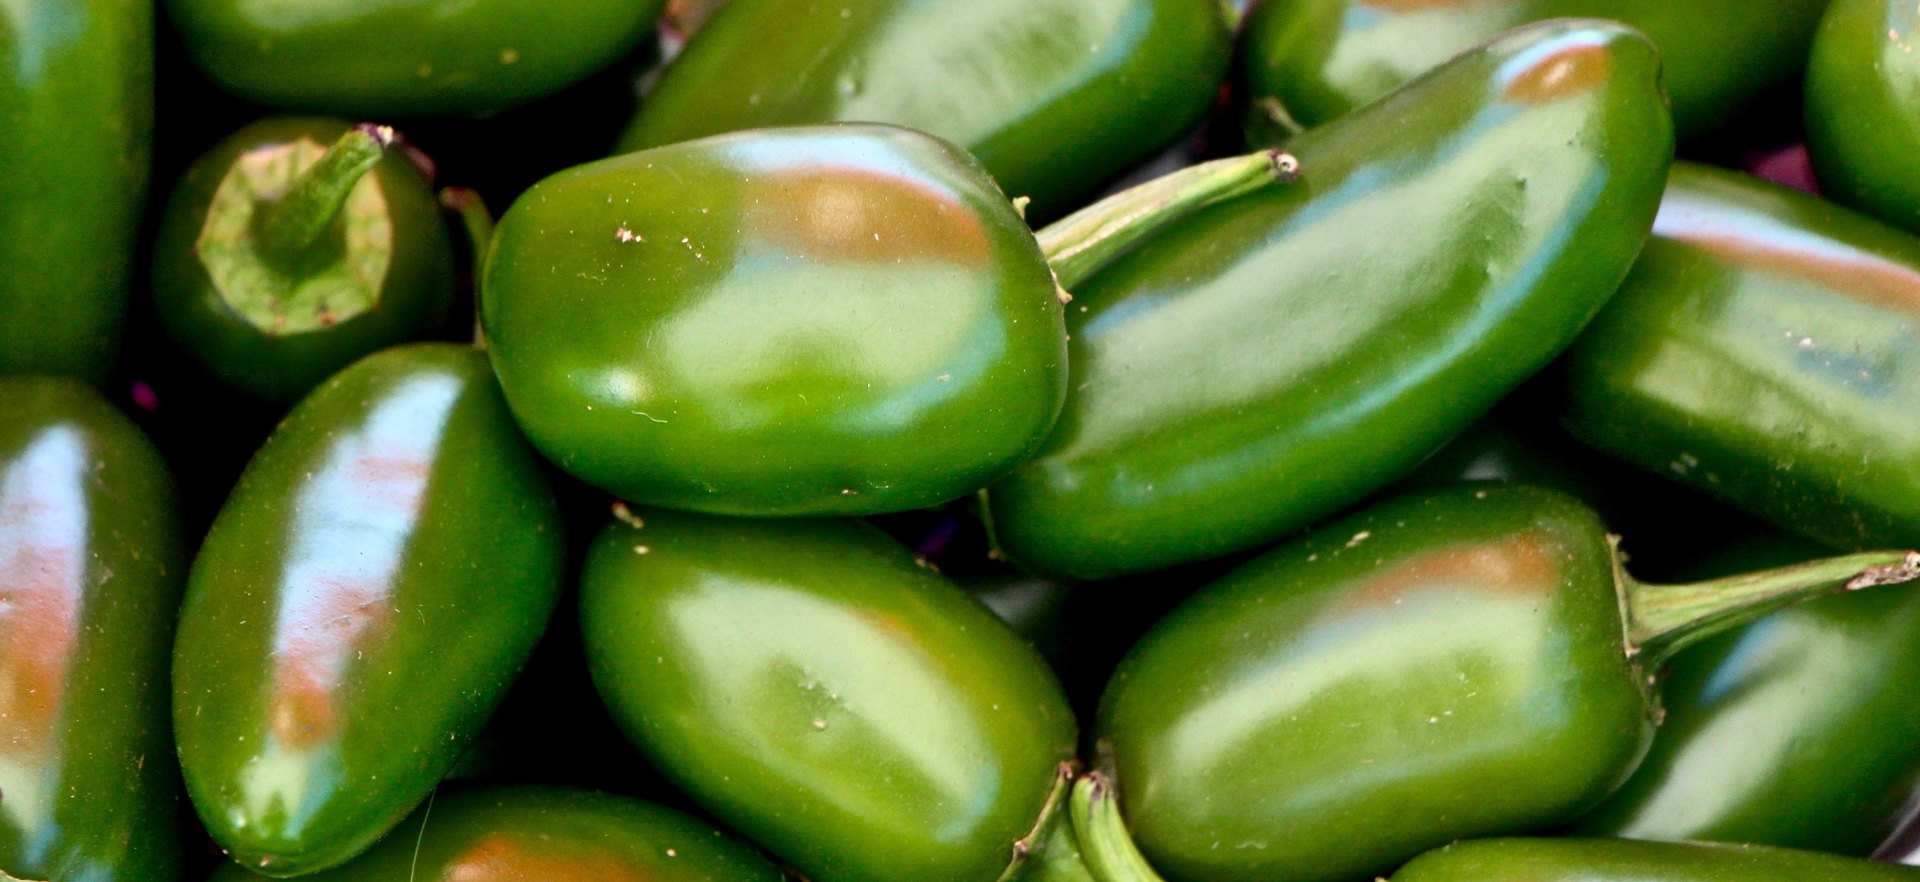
1805;0;1920;234
172;343;565;877
0;378;186;882
1392;838;1920;881
581;509;1078;882
152;118;455;404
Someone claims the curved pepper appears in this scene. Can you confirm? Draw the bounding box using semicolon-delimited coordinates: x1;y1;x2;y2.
1805;0;1920;234
0;0;152;382
207;786;784;881
1392;838;1920;881
164;0;663;117
619;0;1230;217
1239;0;1826;140
1578;532;1920;856
581;509;1078;882
172;343;565;877
1557;161;1920;552
152;118;455;404
0;378;186;881
1094;483;1920;882
985;19;1673;581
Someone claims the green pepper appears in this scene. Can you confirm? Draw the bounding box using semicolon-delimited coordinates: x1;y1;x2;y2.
206;786;784;881
581;509;1079;882
1391;838;1920;881
0;378;186;881
1093;483;1920;882
164;0;663;117
1577;531;1920;856
618;0;1231;217
1805;0;1920;234
984;19;1673;581
0;0;152;383
172;343;565;877
1239;0;1826;141
151;118;456;404
1556;161;1920;552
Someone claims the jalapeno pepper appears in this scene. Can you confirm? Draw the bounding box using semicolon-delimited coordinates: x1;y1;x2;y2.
1392;838;1920;881
1806;0;1920;234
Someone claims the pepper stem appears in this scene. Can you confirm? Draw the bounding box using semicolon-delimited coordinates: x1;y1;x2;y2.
1622;540;1920;668
438;187;496;350
1070;773;1168;882
999;763;1097;882
1037;150;1300;293
255;124;395;266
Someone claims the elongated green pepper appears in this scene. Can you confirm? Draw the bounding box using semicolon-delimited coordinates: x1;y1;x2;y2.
207;787;784;881
1557;162;1920;552
1240;0;1827;140
172;344;565;877
621;0;1230;217
581;510;1080;882
1094;484;1920;882
986;19;1673;580
0;0;152;382
1805;0;1920;235
0;378;186;882
1392;838;1920;881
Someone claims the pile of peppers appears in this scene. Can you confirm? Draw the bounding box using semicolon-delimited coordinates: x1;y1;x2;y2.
9;1;1920;880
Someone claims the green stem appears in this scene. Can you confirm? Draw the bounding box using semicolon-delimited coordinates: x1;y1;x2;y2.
1070;774;1167;882
1037;150;1299;293
439;187;496;350
999;763;1095;882
1623;541;1920;668
256;124;394;265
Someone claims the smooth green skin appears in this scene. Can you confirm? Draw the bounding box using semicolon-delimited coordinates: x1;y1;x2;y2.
485;125;1066;518
1240;0;1826;139
1098;484;1649;882
165;0;663;117
1558;162;1920;552
0;0;151;383
1578;533;1920;856
581;511;1078;882
152;117;455;404
985;19;1673;581
172;344;565;877
206;787;784;881
1392;838;1920;881
0;379;185;882
1806;0;1920;235
620;0;1230;217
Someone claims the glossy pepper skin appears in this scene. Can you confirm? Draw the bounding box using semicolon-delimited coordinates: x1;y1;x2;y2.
1097;485;1649;882
1392;838;1920;881
152;118;455;404
581;510;1078;882
172;344;565;877
1557;162;1920;552
620;0;1230;217
1578;533;1920;856
985;20;1673;581
0;0;151;383
485;124;1066;518
1806;0;1920;234
165;0;663;117
1240;0;1826;140
207;787;784;881
0;379;186;881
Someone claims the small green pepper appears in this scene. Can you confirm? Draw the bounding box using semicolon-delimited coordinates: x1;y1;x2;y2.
0;378;186;882
1095;484;1919;882
985;19;1673;580
581;509;1079;882
1392;838;1920;881
206;786;784;881
1239;0;1827;141
172;343;565;877
164;0;664;117
1805;0;1920;234
1556;162;1920;552
151;118;455;404
620;0;1230;218
0;0;152;383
